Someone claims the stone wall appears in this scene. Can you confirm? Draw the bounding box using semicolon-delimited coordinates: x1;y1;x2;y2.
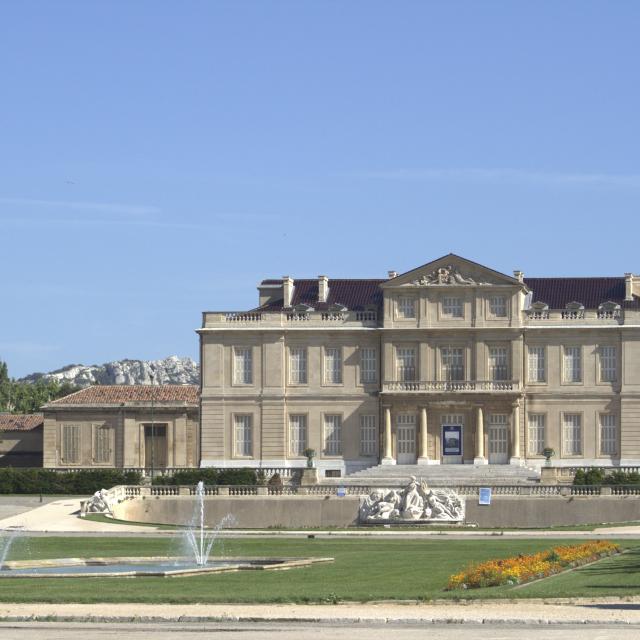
111;493;640;529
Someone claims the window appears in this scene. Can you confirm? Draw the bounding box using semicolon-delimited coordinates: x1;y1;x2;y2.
396;347;417;381
234;414;252;457
360;347;377;384
324;347;343;384
360;414;378;456
441;347;464;381
62;424;81;464
563;413;582;455
289;347;307;384
397;297;416;319
488;346;509;381
289;414;307;456
600;414;617;455
528;346;546;383
442;296;463;318
323;414;342;455
489;296;508;318
527;414;546;455
233;347;253;384
599;346;617;382
563;346;582;383
93;424;113;464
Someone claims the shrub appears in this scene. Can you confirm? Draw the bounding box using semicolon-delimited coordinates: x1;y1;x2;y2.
153;468;257;486
0;468;142;495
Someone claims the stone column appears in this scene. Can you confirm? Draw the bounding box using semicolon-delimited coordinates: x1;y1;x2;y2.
510;400;522;465
417;406;429;465
474;405;487;465
381;405;396;465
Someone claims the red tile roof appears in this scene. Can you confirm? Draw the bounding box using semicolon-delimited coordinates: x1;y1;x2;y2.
257;276;637;311
46;385;199;406
0;413;44;431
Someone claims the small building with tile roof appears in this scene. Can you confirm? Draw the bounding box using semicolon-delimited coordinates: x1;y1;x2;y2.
199;253;640;477
0;413;43;467
42;385;199;470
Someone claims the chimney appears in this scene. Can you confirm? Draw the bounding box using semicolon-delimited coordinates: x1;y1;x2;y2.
282;276;294;307
513;270;524;283
318;275;329;303
625;273;634;301
388;270;398;279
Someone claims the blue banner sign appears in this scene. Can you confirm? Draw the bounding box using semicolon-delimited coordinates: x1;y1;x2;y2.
442;425;462;456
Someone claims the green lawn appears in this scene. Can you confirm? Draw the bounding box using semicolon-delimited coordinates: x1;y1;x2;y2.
1;537;639;603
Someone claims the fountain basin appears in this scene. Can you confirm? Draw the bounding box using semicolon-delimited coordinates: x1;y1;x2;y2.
0;555;333;578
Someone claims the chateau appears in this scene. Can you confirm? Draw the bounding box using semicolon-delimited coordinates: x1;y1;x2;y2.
198;254;640;478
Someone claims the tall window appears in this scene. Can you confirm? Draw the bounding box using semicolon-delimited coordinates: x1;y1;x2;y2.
289;347;308;384
360;347;377;384
62;424;81;464
324;347;343;384
323;414;342;455
396;347;417;381
397;297;416;319
488;346;509;381
233;346;253;384
489;296;507;318
527;414;546;455
93;424;113;464
563;346;582;383
234;414;252;457
442;296;463;318
563;413;582;455
441;347;464;381
360;414;378;456
528;346;546;383
599;346;617;382
289;415;307;456
600;414;617;455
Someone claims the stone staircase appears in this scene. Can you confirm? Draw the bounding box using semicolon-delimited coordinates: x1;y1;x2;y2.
339;463;540;487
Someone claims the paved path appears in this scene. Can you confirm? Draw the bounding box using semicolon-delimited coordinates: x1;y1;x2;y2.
0;621;639;639
2;600;640;626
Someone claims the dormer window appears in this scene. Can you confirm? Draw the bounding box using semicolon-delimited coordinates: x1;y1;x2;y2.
562;302;585;320
597;301;621;320
528;301;549;320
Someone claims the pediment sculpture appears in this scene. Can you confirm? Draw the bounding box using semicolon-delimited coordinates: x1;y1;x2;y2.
412;265;489;286
359;477;465;523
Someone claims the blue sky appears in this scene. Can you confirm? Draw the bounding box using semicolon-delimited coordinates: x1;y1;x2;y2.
2;2;640;378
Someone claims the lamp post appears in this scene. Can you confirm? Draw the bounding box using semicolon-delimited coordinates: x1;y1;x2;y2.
150;372;155;480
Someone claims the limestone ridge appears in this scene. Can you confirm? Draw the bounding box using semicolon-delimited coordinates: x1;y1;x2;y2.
19;356;199;387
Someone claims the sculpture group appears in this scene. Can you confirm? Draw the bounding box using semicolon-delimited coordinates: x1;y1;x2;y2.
359;477;465;523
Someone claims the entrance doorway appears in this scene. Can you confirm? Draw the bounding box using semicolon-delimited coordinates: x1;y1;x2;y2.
441;414;464;464
396;414;417;464
487;414;509;464
144;424;167;469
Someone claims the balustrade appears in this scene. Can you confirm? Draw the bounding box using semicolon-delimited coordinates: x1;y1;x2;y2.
383;380;520;393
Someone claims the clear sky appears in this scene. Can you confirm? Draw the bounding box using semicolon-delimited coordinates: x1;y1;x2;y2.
2;2;640;378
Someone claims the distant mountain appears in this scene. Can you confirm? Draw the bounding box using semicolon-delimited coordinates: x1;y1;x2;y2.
19;356;199;387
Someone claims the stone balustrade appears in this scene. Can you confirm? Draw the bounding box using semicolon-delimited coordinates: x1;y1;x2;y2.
202;310;378;328
525;309;622;324
382;380;521;393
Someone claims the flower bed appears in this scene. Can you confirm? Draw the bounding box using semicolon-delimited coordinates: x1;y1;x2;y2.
446;540;621;590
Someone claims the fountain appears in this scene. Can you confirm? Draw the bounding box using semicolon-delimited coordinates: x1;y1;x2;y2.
0;483;332;578
0;528;23;569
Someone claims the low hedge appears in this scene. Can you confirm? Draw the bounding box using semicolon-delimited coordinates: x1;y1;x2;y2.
573;468;640;486
0;468;142;494
153;468;257;486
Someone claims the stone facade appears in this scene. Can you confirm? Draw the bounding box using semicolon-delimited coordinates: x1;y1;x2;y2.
199;254;640;477
42;385;199;469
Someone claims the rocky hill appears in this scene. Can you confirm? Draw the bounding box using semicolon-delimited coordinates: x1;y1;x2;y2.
20;356;199;387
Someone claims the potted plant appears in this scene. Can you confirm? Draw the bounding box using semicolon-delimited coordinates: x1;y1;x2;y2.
303;448;316;469
542;447;555;466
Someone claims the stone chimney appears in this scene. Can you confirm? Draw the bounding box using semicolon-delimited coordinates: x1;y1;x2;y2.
625;273;634;301
388;270;398;279
318;275;329;303
282;276;294;307
513;270;524;283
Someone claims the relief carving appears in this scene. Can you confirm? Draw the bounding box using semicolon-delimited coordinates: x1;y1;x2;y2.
412;265;489;286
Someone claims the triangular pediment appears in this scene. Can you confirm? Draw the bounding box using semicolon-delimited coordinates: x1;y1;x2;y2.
381;254;525;288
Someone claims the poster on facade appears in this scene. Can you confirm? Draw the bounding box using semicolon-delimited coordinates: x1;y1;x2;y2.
479;487;492;505
442;425;462;456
